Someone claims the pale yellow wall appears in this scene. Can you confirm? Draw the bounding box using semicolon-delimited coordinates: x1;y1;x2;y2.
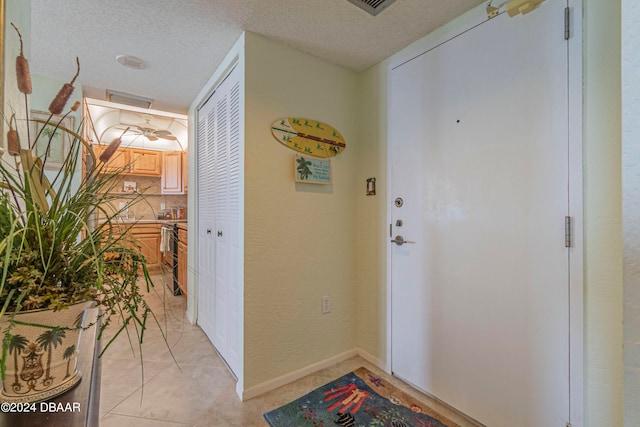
243;32;359;389
356;0;624;425
355;67;387;364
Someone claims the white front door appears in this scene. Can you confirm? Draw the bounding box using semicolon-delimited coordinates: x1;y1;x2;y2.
389;2;572;425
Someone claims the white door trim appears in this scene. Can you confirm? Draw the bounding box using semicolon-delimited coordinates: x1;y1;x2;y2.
567;0;584;424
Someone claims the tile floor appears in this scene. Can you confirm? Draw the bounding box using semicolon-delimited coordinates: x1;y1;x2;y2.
98;274;481;427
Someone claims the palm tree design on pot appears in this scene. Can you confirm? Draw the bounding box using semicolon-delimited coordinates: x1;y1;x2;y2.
36;328;66;387
0;303;88;398
62;345;76;379
6;334;28;392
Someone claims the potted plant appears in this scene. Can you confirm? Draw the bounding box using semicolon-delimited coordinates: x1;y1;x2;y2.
0;25;161;403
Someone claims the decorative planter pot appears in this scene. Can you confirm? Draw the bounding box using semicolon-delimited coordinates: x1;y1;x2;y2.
0;301;92;403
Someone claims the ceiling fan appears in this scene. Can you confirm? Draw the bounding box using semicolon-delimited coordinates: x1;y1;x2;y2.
125;114;177;141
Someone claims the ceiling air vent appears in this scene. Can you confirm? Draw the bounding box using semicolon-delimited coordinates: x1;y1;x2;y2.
345;0;397;16
106;89;154;109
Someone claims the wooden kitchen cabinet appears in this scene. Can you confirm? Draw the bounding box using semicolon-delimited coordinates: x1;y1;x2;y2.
127;223;162;270
129;149;162;176
93;146;163;176
93;145;129;173
161;151;184;194
177;227;188;296
135;233;162;268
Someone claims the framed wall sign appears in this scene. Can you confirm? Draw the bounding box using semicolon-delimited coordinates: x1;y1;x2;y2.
295;155;331;184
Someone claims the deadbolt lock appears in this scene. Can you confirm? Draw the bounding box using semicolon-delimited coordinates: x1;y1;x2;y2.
394;197;403;207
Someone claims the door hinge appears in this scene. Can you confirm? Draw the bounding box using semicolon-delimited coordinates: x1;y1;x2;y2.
565;216;572;248
564;7;570;40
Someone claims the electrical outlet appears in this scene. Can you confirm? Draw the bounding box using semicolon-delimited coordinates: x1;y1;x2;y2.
322;296;331;314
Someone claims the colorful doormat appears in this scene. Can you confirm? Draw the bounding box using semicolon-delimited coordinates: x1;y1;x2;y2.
264;367;460;427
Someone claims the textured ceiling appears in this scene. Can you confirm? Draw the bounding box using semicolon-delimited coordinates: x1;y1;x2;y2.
30;0;485;114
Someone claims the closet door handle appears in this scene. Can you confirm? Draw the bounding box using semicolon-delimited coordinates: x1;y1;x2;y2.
217;231;223;237
206;229;211;234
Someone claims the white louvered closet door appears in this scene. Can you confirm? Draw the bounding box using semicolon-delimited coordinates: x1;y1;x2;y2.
197;88;217;345
196;65;242;378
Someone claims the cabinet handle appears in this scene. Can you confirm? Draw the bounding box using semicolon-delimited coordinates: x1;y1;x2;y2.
206;229;211;234
217;231;223;237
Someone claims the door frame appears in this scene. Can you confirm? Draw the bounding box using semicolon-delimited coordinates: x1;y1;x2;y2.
384;1;584;424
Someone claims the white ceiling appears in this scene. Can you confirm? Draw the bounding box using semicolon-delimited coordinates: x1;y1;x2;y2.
30;0;485;114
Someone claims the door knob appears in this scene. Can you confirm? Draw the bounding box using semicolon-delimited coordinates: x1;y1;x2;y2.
391;235;415;246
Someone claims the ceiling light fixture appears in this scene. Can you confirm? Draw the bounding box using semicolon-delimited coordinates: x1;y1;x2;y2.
116;54;146;70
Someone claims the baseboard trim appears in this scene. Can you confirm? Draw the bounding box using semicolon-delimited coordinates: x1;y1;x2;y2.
241;349;358;401
241;347;390;401
356;348;387;372
185;310;195;325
